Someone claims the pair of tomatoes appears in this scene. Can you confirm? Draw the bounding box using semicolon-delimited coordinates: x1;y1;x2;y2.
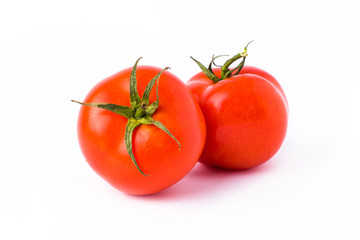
73;46;288;195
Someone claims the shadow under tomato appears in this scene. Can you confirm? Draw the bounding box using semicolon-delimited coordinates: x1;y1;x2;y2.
131;161;276;201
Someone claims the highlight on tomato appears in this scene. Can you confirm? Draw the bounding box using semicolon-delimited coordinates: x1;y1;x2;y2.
187;42;288;169
72;58;206;195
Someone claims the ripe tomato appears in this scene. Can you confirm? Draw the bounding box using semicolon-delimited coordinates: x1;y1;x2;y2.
187;46;288;169
73;59;206;195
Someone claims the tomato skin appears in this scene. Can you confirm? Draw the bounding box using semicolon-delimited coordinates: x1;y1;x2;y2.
187;67;288;169
77;66;206;195
240;66;288;110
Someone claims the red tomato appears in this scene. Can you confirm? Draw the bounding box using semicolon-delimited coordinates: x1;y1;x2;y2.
74;60;206;195
187;54;288;169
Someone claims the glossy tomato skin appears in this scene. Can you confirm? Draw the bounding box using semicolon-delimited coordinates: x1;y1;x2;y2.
187;66;288;169
77;66;206;195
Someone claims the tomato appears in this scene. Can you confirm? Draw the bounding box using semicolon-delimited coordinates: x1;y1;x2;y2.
73;59;206;195
187;46;288;169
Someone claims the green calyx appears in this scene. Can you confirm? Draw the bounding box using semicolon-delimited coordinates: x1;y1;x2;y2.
72;58;181;176
190;41;253;83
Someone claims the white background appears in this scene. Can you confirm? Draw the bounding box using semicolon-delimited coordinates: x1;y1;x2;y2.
1;0;359;239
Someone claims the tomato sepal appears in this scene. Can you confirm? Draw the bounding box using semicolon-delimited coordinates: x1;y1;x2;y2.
190;56;221;83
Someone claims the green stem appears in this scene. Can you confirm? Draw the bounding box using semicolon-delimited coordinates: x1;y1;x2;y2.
134;106;146;119
221;40;253;79
191;41;254;83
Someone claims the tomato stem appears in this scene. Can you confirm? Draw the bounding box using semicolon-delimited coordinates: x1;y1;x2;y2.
191;41;253;83
220;40;253;79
